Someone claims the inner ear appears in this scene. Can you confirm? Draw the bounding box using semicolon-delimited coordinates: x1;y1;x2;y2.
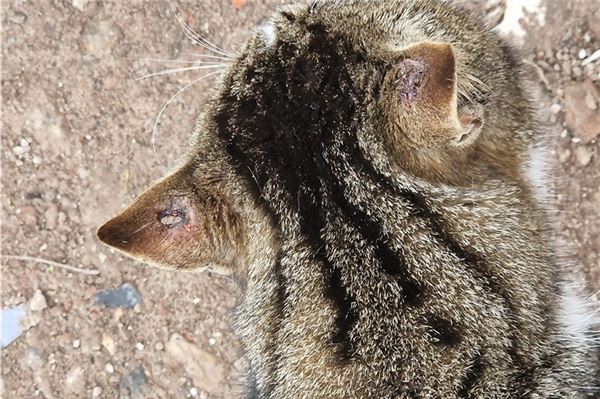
454;105;485;146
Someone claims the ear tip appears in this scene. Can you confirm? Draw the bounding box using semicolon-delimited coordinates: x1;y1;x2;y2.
97;219;122;247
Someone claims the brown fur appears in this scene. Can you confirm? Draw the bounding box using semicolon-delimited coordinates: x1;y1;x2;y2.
98;1;598;397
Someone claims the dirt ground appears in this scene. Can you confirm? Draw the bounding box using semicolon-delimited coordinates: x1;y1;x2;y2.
1;1;598;398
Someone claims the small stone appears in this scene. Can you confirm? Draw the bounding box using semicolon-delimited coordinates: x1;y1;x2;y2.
95;283;142;309
102;334;115;355
72;0;90;11
231;0;247;10
190;387;198;397
573;66;583;78
550;103;561;114
92;386;102;398
165;334;225;395
32;156;42;165
119;366;146;398
135;342;144;351
73;339;81;349
12;146;28;156
155;342;164;351
105;363;114;374
578;49;588;59
574;146;594;167
557;148;571;163
1;306;26;347
28;290;47;312
8;11;27;24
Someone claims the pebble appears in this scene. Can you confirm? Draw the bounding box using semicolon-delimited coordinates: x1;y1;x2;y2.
119;366;146;398
92;386;103;398
102;334;116;355
72;0;90;11
105;363;114;374
550;103;561;114
155;342;164;351
574;146;594;167
1;306;26;347
578;49;588;59
190;387;198;397
12;145;29;157
165;333;225;395
73;339;81;349
95;283;142;309
135;342;145;351
8;10;27;24
558;148;571;163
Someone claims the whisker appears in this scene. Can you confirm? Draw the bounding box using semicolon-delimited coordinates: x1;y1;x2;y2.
183;52;235;62
150;70;223;170
129;56;230;65
168;0;233;58
135;64;227;81
177;15;232;57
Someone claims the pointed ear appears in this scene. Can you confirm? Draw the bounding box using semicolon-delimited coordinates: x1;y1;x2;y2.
97;167;240;273
388;41;482;146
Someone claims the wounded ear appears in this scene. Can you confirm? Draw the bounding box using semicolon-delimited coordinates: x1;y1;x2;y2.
97;168;239;273
390;41;483;146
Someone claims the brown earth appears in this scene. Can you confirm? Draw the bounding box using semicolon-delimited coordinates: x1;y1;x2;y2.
1;1;598;398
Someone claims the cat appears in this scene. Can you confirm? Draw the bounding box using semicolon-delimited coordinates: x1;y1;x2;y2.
97;0;599;397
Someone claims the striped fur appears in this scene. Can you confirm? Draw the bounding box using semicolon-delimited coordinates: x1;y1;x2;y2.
98;0;598;397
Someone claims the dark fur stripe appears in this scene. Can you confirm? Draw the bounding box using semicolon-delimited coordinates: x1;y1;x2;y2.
263;250;286;398
325;177;424;304
424;314;461;347
458;353;485;398
344;142;540;389
296;185;359;360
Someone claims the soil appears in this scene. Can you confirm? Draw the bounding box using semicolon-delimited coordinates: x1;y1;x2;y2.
1;1;598;398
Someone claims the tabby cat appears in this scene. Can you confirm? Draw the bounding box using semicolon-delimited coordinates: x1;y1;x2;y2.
98;0;598;397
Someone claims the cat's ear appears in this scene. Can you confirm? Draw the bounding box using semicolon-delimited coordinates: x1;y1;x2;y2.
387;41;483;146
97;167;240;274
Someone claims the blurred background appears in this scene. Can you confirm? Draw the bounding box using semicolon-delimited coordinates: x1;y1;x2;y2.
1;0;598;397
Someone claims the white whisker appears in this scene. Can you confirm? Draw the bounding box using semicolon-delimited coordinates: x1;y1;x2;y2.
183;52;235;62
135;64;227;81
129;56;230;65
150;70;222;169
168;0;233;58
178;16;232;57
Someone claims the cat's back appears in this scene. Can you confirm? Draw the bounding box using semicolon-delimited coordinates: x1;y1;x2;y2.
211;0;599;397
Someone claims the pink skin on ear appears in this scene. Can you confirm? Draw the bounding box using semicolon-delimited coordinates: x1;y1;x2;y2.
396;59;429;106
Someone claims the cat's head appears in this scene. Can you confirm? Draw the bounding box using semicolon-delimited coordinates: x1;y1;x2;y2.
98;0;532;274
